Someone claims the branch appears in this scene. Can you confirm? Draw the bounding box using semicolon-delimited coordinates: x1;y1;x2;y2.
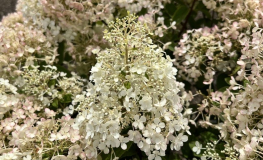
178;0;198;37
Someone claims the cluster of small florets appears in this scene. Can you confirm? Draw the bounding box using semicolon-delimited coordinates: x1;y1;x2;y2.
38;0;171;34
20;65;85;106
0;12;57;78
173;22;242;84
173;26;237;83
17;0;105;75
178;0;263;159
174;0;263;84
17;0;170;35
0;65;89;159
118;0;170;13
201;0;263;78
196;141;239;160
16;0;171;50
202;0;263;28
16;0;69;42
0;78;18;119
0;96;82;160
72;13;191;160
16;0;175;78
201;73;263;160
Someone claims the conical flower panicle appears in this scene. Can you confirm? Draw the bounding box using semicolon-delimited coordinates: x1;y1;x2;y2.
74;13;190;159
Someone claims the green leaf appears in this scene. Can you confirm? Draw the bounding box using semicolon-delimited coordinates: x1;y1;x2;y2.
101;142;133;160
176;0;187;5
172;5;190;24
121;70;126;76
164;3;176;17
224;77;231;85
62;94;72;103
136;8;147;16
211;101;220;107
218;86;228;92
215;73;229;90
201;131;218;142
96;21;103;25
181;140;193;158
42;153;50;159
55;65;71;77
243;79;249;87
120;146;137;158
230;65;241;76
145;73;149;79
51;98;59;108
48;79;56;87
115;142;133;158
124;81;131;89
168;45;175;51
96;155;102;160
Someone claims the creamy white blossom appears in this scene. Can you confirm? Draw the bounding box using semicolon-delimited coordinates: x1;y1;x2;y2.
74;13;190;159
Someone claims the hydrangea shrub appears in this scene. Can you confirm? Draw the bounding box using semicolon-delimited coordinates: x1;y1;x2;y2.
1;0;263;160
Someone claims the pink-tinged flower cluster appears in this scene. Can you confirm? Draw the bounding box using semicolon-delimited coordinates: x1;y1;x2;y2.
175;0;263;159
199;72;263;160
174;0;263;85
0;97;81;159
174;26;222;83
203;0;263;28
0;66;88;159
17;0;170;36
0;12;57;78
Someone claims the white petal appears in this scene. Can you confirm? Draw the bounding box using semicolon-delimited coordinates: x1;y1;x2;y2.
155;156;162;160
139;123;144;130
104;147;109;154
138;141;143;148
121;143;127;150
159;122;165;128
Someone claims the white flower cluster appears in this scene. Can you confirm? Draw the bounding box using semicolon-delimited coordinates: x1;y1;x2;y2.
16;0;71;42
73;14;191;160
0;67;87;159
0;78;18;119
21;65;85;106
